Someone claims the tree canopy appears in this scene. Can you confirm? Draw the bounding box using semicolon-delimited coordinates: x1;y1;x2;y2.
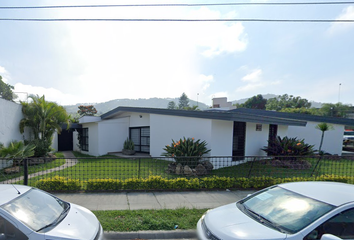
178;92;190;109
266;94;312;111
167;101;177;109
78;105;98;116
235;94;267;109
0;75;15;101
20;95;70;156
319;103;352;118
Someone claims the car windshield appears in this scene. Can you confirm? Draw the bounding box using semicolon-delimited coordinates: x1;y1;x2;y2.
0;188;70;232
344;131;354;136
238;186;334;234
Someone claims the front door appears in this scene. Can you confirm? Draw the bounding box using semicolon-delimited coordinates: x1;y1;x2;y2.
232;121;246;157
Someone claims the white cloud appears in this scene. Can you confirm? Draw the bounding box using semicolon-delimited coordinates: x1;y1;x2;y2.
242;69;262;83
328;6;354;34
0;65;10;83
14;83;81;105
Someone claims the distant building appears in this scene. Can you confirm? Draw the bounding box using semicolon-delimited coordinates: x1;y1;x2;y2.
212;97;236;110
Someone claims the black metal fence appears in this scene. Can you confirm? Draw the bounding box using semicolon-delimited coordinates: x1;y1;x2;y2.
1;155;354;188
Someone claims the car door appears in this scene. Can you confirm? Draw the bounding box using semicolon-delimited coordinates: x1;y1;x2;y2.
304;208;354;240
0;214;28;240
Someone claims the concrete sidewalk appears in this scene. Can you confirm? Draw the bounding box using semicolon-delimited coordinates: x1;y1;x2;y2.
54;190;255;211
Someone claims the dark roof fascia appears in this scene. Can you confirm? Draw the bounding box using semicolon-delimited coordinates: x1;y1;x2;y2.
230;108;354;126
101;106;306;126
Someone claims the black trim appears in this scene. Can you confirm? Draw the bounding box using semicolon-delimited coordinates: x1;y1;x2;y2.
130;127;150;153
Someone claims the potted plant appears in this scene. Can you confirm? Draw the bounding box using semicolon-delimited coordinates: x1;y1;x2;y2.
122;138;135;155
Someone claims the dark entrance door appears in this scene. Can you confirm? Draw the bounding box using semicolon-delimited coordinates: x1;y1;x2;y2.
232;121;246;157
58;129;73;151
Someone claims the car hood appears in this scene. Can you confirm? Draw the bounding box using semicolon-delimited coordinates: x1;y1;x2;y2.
45;203;99;240
204;203;287;240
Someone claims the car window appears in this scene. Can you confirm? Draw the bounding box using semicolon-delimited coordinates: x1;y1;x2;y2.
1;188;69;232
304;208;354;240
239;186;334;234
0;214;28;240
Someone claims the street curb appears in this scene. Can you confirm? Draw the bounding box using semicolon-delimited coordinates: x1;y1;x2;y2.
104;230;197;239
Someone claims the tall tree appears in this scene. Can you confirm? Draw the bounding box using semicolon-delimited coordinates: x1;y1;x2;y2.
235;94;267;109
20;95;70;156
178;92;190;109
78;105;98;116
167;101;177;109
266;94;311;111
0;75;15;101
320;103;352;118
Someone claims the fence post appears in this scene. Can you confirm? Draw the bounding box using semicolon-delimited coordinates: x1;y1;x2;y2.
23;158;28;186
138;158;141;179
247;157;256;178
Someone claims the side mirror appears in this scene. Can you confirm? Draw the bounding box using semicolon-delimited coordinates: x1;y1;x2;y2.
321;234;343;240
0;233;6;240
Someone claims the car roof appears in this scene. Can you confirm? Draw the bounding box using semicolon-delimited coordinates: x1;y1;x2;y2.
0;184;32;206
279;181;354;206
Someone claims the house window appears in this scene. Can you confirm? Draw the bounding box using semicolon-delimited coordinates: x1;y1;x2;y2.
81;128;89;151
233;121;246;157
256;124;262;131
130;127;150;153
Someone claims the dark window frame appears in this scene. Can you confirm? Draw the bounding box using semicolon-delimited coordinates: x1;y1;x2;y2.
81;128;89;151
129;126;150;153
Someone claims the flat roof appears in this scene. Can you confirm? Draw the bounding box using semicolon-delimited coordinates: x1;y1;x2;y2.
101;106;307;126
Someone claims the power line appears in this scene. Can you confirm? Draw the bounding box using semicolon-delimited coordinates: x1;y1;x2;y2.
0;18;353;22
1;2;354;9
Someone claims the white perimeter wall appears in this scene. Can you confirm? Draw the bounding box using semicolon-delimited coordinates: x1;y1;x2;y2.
288;122;344;155
0;99;28;145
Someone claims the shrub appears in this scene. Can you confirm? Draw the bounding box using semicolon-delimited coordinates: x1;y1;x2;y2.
123;138;135;150
262;136;315;158
35;176;81;191
162;137;211;167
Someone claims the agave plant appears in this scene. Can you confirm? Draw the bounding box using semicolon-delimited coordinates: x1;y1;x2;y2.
262;136;315;158
162;137;211;167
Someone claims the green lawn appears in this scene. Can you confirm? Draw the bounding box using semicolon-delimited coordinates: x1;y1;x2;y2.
212;158;354;178
18;152;354;187
93;208;206;231
0;153;66;183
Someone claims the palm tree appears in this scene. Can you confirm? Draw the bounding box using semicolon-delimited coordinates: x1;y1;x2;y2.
312;122;334;176
0;141;35;168
19;95;70;156
315;122;334;155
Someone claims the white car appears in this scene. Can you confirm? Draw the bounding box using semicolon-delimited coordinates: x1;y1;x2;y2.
0;184;105;240
197;182;354;240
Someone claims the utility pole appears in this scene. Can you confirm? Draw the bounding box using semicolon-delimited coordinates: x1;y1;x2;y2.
338;83;341;103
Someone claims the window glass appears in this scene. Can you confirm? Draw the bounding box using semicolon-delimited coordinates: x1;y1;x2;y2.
0;215;28;240
239;186;334;233
305;208;354;240
1;188;69;232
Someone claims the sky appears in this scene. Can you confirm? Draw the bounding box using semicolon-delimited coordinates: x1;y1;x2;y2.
0;0;354;107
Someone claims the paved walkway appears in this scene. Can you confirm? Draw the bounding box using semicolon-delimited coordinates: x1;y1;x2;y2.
54;189;256;211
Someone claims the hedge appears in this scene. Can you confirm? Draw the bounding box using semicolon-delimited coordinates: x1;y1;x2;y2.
33;174;354;192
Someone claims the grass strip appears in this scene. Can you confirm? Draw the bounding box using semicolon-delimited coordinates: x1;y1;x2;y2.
93;208;207;232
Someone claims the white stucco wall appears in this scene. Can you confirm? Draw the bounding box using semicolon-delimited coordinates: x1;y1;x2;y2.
210;120;233;156
81;122;99;156
245;123;270;156
149;114;213;157
288;122;344;155
0;99;28;145
97;117;130;155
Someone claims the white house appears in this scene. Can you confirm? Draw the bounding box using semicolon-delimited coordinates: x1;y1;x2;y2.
76;106;354;158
